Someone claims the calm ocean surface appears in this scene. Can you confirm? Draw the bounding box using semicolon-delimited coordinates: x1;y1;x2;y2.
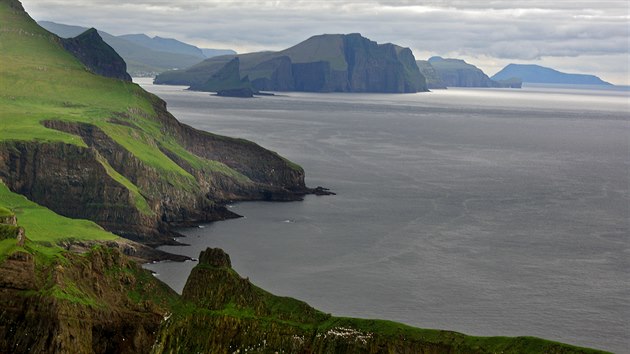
137;78;629;353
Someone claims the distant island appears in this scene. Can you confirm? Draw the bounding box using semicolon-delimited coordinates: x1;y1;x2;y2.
421;57;522;89
39;20;235;76
155;33;428;94
491;64;612;86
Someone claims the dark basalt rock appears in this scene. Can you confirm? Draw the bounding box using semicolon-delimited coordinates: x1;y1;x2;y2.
199;247;231;268
216;87;255;97
61;28;132;81
191;57;253;93
312;186;336;195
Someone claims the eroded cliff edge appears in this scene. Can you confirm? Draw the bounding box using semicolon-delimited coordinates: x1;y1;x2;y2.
0;95;310;246
0;245;607;354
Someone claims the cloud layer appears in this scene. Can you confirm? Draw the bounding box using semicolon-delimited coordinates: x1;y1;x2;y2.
22;0;629;84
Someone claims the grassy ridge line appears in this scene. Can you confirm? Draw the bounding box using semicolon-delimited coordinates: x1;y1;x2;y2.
0;0;249;192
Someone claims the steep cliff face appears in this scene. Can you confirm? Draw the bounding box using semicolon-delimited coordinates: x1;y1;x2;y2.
0;140;159;243
155;33;428;93
189;57;254;97
417;60;447;89
0;246;176;354
342;34;426;93
60;28;132;81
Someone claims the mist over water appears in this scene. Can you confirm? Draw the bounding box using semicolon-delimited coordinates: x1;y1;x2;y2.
138;79;629;353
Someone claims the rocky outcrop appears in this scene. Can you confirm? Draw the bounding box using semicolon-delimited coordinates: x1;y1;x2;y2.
156;33;428;93
0;208;17;226
217;88;255;97
0;209;24;246
61;28;132;81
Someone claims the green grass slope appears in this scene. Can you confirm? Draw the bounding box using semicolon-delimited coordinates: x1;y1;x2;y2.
0;0;196;177
1;0;307;246
0;181;117;264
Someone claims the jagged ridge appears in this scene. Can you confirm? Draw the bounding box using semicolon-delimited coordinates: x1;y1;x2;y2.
60;28;132;81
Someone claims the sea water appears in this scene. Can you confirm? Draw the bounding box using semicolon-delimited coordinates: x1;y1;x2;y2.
137;79;629;353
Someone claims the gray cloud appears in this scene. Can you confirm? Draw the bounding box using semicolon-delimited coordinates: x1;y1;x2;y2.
21;0;630;84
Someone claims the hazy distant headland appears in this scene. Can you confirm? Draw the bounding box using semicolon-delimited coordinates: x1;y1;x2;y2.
491;63;613;86
41;20;616;92
39;20;236;76
419;57;522;89
155;33;427;94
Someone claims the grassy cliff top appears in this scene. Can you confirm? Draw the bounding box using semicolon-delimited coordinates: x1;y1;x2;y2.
0;206;13;218
0;181;117;263
0;0;263;194
0;0;192;176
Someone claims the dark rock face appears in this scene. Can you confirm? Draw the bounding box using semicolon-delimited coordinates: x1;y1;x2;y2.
61;28;132;81
249;55;294;91
216;87;255;97
292;61;334;91
190;57;253;94
155;33;428;93
416;60;447;89
342;35;425;93
198;247;231;268
0;140;153;239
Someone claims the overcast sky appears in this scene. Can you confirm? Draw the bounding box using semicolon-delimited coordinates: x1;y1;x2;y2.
23;0;629;85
